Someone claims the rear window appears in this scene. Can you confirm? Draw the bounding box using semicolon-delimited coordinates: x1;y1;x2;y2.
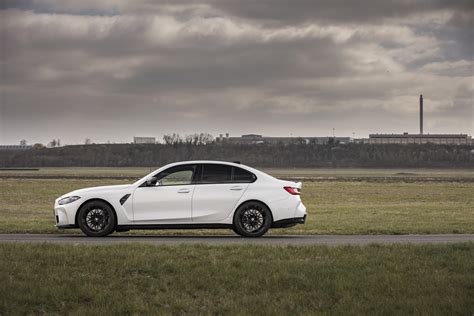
233;167;256;183
201;164;232;183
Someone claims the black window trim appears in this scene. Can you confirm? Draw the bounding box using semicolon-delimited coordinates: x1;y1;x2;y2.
140;163;257;187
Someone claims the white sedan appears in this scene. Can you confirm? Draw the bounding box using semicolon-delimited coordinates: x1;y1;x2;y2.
54;161;307;237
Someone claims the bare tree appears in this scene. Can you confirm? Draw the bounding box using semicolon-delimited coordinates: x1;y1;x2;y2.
163;133;183;145
183;133;214;145
198;133;214;145
48;139;57;148
84;138;91;145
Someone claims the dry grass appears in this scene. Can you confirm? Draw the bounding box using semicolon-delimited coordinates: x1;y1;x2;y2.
1;175;473;234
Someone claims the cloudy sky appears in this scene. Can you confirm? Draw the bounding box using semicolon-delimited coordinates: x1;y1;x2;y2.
1;0;472;145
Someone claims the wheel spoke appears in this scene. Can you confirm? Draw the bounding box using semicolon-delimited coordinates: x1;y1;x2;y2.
84;208;110;232
241;206;265;233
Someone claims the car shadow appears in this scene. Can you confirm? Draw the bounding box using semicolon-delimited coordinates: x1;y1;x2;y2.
57;234;302;239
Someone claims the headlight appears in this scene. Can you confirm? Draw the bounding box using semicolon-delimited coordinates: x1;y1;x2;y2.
58;196;81;205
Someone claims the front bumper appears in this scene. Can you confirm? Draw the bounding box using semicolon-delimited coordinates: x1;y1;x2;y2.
54;199;82;227
54;206;72;226
272;215;306;228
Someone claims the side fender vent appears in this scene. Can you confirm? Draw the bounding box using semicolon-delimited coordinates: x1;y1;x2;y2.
120;194;131;205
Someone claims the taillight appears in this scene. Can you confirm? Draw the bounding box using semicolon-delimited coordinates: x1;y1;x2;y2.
284;186;300;195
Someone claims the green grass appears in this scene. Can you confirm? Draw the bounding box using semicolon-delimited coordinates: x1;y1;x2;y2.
1;243;473;314
0;178;126;234
296;181;474;235
0;177;473;235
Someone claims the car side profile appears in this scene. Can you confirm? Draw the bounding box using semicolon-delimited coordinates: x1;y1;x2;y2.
54;161;307;237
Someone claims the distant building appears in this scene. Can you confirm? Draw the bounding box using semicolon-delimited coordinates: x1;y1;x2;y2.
366;133;472;145
133;137;156;144
216;133;351;145
0;145;32;150
362;95;473;145
352;138;366;144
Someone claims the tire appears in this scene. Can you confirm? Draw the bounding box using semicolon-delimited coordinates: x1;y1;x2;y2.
233;201;272;237
77;200;116;237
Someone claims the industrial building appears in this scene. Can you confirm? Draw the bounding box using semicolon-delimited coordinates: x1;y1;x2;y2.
0;145;32;150
133;137;156;144
366;95;473;145
217;133;351;145
366;133;471;145
215;95;472;146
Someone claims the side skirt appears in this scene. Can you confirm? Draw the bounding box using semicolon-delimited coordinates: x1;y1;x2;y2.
56;224;77;229
116;223;234;230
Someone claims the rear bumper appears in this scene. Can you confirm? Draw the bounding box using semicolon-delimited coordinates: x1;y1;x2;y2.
272;215;306;228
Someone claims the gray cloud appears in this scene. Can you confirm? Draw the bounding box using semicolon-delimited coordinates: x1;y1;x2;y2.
0;1;472;145
209;0;474;25
6;0;473;23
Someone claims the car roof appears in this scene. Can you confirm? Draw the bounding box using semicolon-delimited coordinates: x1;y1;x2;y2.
169;160;243;166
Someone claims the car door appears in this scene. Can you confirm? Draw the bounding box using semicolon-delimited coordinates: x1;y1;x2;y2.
132;164;197;223
191;164;253;222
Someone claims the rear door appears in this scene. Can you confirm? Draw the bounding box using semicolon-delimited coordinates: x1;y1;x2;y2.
191;164;255;222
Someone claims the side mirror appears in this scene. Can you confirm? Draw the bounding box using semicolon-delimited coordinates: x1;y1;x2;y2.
146;177;158;186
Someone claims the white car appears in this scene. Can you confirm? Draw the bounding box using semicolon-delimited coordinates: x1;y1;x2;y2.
54;161;307;237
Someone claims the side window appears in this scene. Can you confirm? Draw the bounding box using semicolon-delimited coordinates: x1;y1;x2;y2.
233;167;256;183
201;164;232;183
155;165;195;186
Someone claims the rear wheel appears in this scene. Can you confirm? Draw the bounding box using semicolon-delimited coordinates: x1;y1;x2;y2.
233;201;272;237
77;200;116;237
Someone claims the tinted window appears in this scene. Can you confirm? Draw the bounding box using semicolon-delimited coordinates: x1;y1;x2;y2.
155;165;195;186
233;167;256;183
201;164;232;183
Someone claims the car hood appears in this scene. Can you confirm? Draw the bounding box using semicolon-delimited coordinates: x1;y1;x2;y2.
59;184;133;199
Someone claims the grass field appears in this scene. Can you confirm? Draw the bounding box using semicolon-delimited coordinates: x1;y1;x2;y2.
1;168;473;315
1;243;472;314
1;168;473;234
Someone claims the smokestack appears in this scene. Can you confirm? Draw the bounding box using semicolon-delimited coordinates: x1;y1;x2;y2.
419;94;423;135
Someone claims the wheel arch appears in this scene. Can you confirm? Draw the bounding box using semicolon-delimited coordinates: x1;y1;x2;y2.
232;199;274;224
75;198;118;227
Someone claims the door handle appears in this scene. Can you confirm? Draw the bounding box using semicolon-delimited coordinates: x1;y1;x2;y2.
230;186;243;191
178;188;190;193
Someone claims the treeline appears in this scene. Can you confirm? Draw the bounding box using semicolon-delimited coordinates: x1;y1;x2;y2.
0;143;473;168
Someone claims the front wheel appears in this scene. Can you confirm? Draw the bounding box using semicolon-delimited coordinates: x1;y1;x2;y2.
77;200;116;237
233;201;272;237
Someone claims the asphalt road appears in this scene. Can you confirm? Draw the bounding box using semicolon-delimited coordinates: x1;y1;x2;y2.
0;234;473;246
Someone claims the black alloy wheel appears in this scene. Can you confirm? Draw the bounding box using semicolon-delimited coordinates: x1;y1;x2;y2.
77;200;116;237
233;201;272;237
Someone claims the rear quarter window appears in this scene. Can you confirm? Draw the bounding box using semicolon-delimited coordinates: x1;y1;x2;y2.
233;167;256;183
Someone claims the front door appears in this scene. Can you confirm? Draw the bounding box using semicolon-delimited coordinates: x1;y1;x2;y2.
132;164;197;223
